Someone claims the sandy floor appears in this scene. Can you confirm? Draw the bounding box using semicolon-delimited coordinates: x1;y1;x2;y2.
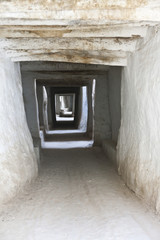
0;148;160;240
40;130;93;149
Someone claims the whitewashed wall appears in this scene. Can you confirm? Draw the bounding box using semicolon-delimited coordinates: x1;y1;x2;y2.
0;52;38;205
117;29;160;213
79;86;88;132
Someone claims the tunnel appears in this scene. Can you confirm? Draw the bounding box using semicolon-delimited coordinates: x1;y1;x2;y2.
0;1;160;239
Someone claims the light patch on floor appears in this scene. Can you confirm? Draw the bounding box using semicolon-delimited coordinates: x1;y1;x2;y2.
40;130;93;149
45;129;86;135
41;140;94;149
0;148;160;240
56;116;74;122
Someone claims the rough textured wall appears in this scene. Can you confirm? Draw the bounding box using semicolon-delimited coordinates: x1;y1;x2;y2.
45;87;52;129
0;0;150;11
108;67;121;143
117;29;160;213
0;0;158;23
36;85;44;129
0;52;38;205
94;74;111;145
21;74;40;139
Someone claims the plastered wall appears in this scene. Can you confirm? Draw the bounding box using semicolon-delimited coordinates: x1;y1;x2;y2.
21;74;40;139
78;86;88;132
94;74;111;145
108;67;121;143
117;29;160;213
0;52;38;205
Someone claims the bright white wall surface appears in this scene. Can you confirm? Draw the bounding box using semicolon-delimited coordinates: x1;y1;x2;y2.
21;74;40;139
79;86;88;132
117;29;160;213
0;52;38;205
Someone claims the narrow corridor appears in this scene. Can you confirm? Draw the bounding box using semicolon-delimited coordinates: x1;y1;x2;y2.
0;148;160;240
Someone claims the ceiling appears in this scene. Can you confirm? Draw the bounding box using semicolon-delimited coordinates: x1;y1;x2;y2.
0;0;160;66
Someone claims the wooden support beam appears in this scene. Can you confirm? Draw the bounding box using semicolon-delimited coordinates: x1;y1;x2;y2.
11;53;127;66
6;49;127;59
0;25;147;38
31;71;107;76
22;71;105;82
36;79;89;87
0;37;138;52
20;61;110;72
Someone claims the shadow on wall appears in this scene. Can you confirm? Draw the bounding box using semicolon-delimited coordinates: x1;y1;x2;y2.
102;67;121;168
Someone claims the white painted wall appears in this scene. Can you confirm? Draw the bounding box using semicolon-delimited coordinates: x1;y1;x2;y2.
42;86;49;131
117;29;160;213
78;86;88;132
0;52;38;205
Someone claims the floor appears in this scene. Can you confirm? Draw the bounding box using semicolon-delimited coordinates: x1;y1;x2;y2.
40;130;93;149
0;148;160;240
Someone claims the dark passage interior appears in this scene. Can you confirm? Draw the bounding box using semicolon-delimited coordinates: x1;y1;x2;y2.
21;62;121;155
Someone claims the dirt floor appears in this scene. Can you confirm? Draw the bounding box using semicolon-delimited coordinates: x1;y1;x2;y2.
0;147;160;240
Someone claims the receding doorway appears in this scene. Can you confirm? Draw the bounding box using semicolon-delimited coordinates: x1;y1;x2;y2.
51;87;80;129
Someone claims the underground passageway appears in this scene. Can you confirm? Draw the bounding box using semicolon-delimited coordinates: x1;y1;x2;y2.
1;1;160;240
1;148;160;240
